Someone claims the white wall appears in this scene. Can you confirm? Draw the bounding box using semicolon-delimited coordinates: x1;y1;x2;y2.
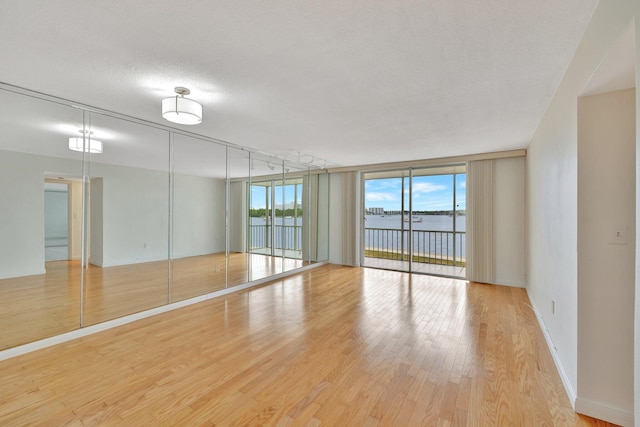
228;181;246;253
577;88;635;419
0;150;76;278
493;157;526;287
89;162;170;266
526;2;639;425
172;174;225;258
69;181;82;260
89;178;104;266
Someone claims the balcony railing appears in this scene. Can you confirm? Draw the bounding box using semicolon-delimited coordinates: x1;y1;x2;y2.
250;224;303;252
364;227;466;267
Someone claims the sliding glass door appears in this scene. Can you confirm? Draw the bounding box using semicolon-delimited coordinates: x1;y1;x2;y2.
363;165;466;278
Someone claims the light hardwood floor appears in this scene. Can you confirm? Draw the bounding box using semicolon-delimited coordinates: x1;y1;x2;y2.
0;264;614;425
0;253;307;350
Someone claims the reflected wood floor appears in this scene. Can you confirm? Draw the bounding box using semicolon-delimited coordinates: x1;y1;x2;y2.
0;253;306;350
0;265;613;426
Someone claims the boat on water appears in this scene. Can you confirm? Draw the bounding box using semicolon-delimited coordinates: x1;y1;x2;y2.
403;216;423;223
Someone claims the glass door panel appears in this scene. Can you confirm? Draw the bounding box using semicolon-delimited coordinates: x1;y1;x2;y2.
363;166;466;278
362;173;410;272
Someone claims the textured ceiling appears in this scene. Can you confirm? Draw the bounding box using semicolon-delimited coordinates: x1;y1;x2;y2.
0;0;598;168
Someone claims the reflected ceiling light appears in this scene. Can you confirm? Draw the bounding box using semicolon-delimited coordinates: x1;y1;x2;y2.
68;130;103;154
162;86;202;125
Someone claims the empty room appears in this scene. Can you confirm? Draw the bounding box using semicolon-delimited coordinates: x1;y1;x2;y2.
0;1;639;425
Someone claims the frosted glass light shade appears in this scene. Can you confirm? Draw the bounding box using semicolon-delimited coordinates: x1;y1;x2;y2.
68;137;103;153
162;96;203;125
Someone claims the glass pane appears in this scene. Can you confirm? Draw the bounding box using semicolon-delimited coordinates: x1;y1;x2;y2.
410;169;466;278
0;89;84;348
363;173;410;272
410;173;451;274
227;147;250;287
171;134;227;301
82;113;170;325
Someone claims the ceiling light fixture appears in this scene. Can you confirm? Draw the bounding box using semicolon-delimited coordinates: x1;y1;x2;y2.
68;130;103;154
162;87;202;125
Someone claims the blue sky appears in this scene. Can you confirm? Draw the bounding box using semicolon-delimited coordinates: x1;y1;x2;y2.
365;174;466;211
251;184;301;209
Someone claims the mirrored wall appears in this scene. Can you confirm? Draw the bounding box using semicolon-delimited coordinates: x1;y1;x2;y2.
0;86;330;350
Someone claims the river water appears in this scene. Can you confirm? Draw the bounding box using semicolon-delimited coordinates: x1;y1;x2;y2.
250;214;466;259
364;214;466;259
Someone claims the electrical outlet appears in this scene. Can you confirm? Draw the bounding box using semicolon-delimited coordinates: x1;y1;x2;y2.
143;242;149;249
551;300;555;315
610;225;628;245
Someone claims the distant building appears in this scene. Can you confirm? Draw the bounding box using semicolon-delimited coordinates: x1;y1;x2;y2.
369;207;384;215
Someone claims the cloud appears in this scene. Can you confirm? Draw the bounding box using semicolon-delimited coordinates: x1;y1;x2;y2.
459;182;466;189
365;192;397;202
411;182;447;194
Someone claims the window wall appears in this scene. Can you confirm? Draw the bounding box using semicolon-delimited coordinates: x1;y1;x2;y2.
362;165;466;277
0;85;329;350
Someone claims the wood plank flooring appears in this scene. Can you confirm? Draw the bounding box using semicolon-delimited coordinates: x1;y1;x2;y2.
0;264;615;426
0;253;306;350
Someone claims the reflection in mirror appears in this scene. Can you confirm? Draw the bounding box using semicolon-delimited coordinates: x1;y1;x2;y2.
0;88;84;348
247;154;287;280
170;134;227;301
282;161;308;273
81;112;170;326
0;86;331;352
227;148;250;287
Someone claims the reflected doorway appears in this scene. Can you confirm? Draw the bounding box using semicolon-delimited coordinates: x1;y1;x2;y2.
44;177;82;264
44;182;69;261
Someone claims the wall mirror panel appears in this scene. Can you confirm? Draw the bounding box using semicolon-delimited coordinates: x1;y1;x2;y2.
82;112;170;326
171;134;227;301
0;89;85;348
282;161;307;273
0;85;330;352
227;147;250;287
247;154;287;280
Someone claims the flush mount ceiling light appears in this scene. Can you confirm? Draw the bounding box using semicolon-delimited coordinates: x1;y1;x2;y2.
68;130;103;154
162;86;202;125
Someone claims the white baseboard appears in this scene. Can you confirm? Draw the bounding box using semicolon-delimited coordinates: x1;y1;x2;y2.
0;261;327;362
525;291;576;409
575;397;633;427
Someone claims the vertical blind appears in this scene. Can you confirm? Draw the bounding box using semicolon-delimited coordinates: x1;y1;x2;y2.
466;159;495;283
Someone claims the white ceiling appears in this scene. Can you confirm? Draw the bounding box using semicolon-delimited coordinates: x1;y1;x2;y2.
0;0;599;168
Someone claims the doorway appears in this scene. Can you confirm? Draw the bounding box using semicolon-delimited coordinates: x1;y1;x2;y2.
362;165;466;278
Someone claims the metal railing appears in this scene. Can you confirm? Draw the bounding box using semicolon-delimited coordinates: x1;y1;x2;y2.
250;224;303;252
364;227;466;266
